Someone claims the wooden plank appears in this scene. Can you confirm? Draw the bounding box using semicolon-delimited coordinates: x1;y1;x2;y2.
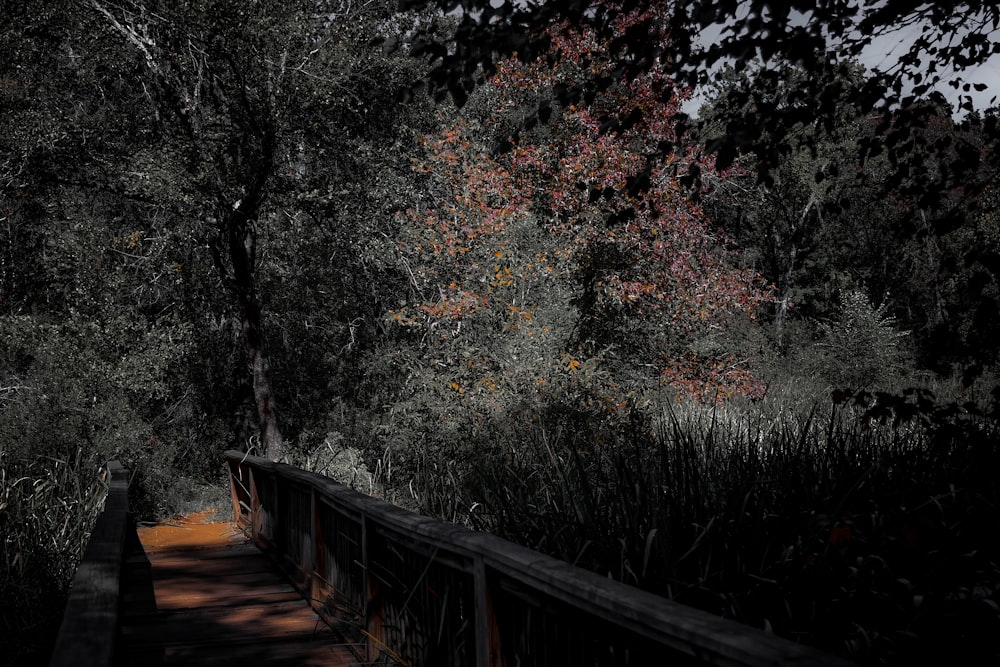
141;550;298;601
49;461;130;667
139;578;303;611
124;635;360;666
143;549;272;574
118;514;360;667
121;600;338;645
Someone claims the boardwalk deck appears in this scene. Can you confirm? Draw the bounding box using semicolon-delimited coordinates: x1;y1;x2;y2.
54;457;853;667
116;511;361;666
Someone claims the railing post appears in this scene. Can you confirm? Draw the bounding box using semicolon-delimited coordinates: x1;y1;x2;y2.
273;471;280;550
473;556;503;667
249;465;259;542
361;512;384;663
228;459;243;528
272;471;282;553
310;486;317;571
310;485;321;603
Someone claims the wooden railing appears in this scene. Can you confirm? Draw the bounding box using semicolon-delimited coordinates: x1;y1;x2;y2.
49;461;130;667
225;450;853;667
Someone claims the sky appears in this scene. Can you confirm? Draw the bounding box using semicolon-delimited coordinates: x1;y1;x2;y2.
683;9;1000;119
858;19;1000;115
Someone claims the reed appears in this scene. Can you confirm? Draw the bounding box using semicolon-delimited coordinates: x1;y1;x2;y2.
0;450;109;666
409;389;1000;665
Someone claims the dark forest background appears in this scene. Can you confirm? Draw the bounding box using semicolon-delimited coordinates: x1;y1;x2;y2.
3;1;1000;664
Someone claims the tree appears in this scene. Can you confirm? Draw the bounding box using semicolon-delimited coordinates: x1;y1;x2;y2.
408;0;1000;111
75;0;322;460
392;12;770;404
403;9;1000;391
695;58;1000;388
695;60;931;350
398;0;1000;220
818;289;911;388
0;0;439;460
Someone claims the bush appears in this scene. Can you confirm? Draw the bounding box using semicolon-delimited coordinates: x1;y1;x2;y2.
818;289;912;388
0;451;108;666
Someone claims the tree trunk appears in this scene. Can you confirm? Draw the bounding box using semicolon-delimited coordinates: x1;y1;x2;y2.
243;301;283;460
226;146;283;460
774;194;817;352
228;211;283;460
773;243;797;351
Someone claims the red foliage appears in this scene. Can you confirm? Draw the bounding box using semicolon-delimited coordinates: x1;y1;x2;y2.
393;9;770;400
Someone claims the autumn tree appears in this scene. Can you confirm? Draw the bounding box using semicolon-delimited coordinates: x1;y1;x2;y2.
395;0;1000;243
392;11;769;406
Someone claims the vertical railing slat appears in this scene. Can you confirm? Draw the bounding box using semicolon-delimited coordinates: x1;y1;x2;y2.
473;556;503;667
310;484;322;606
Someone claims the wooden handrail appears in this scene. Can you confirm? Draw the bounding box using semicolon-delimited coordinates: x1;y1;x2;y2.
225;450;853;667
49;461;130;667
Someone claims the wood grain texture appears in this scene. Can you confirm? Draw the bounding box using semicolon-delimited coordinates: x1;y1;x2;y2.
116;514;361;666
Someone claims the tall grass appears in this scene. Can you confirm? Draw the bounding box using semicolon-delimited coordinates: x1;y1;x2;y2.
0;450;109;666
409;390;1000;665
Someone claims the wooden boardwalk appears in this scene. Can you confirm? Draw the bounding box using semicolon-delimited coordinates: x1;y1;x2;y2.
116;511;361;666
52;458;853;667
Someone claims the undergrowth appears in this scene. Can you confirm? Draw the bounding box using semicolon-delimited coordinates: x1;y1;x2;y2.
0;450;109;667
405;388;1000;666
0;449;230;666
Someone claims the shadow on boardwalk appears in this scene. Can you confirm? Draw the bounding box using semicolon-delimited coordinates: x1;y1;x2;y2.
116;512;366;666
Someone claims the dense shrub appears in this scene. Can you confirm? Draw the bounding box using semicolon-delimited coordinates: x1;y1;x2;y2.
0;451;108;666
401;388;1000;665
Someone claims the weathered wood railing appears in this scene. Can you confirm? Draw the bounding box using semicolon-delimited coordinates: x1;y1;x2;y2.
49;461;130;667
225;450;852;666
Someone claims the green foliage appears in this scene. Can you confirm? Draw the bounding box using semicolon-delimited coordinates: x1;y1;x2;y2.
700;59;1000;394
0;194;221;514
817;289;912;389
903;180;1000;371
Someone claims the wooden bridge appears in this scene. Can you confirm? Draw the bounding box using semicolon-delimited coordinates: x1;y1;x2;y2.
49;453;853;666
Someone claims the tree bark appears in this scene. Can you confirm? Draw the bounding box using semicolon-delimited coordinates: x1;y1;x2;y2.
226;162;283;460
774;193;818;351
243;297;283;460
